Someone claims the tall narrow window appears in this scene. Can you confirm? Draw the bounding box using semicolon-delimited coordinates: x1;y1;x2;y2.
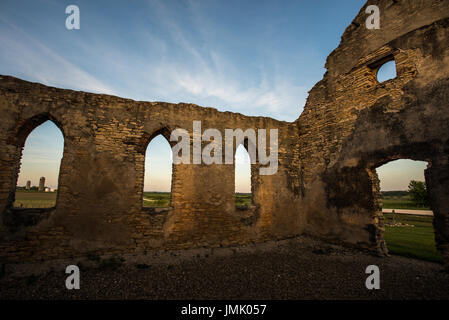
143;134;173;207
235;144;252;208
14;120;64;208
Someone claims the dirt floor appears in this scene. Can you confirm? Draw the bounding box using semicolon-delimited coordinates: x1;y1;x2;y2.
1;236;448;300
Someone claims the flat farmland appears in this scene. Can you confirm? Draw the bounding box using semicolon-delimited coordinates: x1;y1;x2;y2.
142;192;253;207
381;194;430;210
142;192;171;207
14;190;56;208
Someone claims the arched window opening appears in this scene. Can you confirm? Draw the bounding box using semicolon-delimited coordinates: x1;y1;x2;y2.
143;134;173;208
14;120;64;208
376;59;397;82
376;159;442;263
235;144;252;208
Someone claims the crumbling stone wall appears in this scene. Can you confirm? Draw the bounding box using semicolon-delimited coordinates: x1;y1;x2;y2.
294;0;449;266
0;78;300;261
0;0;448;268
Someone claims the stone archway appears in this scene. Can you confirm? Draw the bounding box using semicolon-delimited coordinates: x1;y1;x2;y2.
2;113;66;233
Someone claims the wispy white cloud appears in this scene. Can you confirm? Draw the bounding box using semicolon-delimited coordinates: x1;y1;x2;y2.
0;1;306;122
115;0;308;121
150;60;308;121
0;17;115;95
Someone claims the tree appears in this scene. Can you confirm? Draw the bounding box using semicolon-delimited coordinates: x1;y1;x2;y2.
408;180;429;207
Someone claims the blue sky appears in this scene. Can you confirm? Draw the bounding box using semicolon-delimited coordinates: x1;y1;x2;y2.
1;0;426;191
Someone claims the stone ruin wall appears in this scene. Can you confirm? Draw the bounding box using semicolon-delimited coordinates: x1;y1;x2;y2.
0;0;448;267
0;83;299;261
295;0;449;264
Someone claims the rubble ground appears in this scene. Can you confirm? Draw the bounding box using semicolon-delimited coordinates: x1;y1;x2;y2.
1;236;448;300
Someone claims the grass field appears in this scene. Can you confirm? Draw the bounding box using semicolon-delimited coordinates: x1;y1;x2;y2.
15;190;425;211
384;213;442;263
142;192;253;208
381;194;430;210
381;193;440;263
14;190;56;208
235;193;252;207
143;192;171;207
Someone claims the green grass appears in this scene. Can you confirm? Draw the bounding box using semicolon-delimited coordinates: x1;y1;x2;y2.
381;194;430;210
14;190;252;208
142;192;253;207
384;213;442;263
235;193;252;207
14;190;56;208
381;193;437;263
143;192;171;207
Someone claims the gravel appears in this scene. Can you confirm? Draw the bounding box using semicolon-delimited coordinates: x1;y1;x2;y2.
1;236;448;300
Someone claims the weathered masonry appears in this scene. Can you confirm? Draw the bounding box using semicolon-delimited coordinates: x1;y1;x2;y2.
1;0;448;268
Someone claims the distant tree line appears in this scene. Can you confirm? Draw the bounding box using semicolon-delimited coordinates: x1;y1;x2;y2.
381;180;429;207
381;190;409;198
408;180;429;207
16;186;54;191
16;186;39;191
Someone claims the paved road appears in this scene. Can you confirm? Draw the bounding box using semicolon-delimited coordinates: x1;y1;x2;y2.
382;208;433;216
